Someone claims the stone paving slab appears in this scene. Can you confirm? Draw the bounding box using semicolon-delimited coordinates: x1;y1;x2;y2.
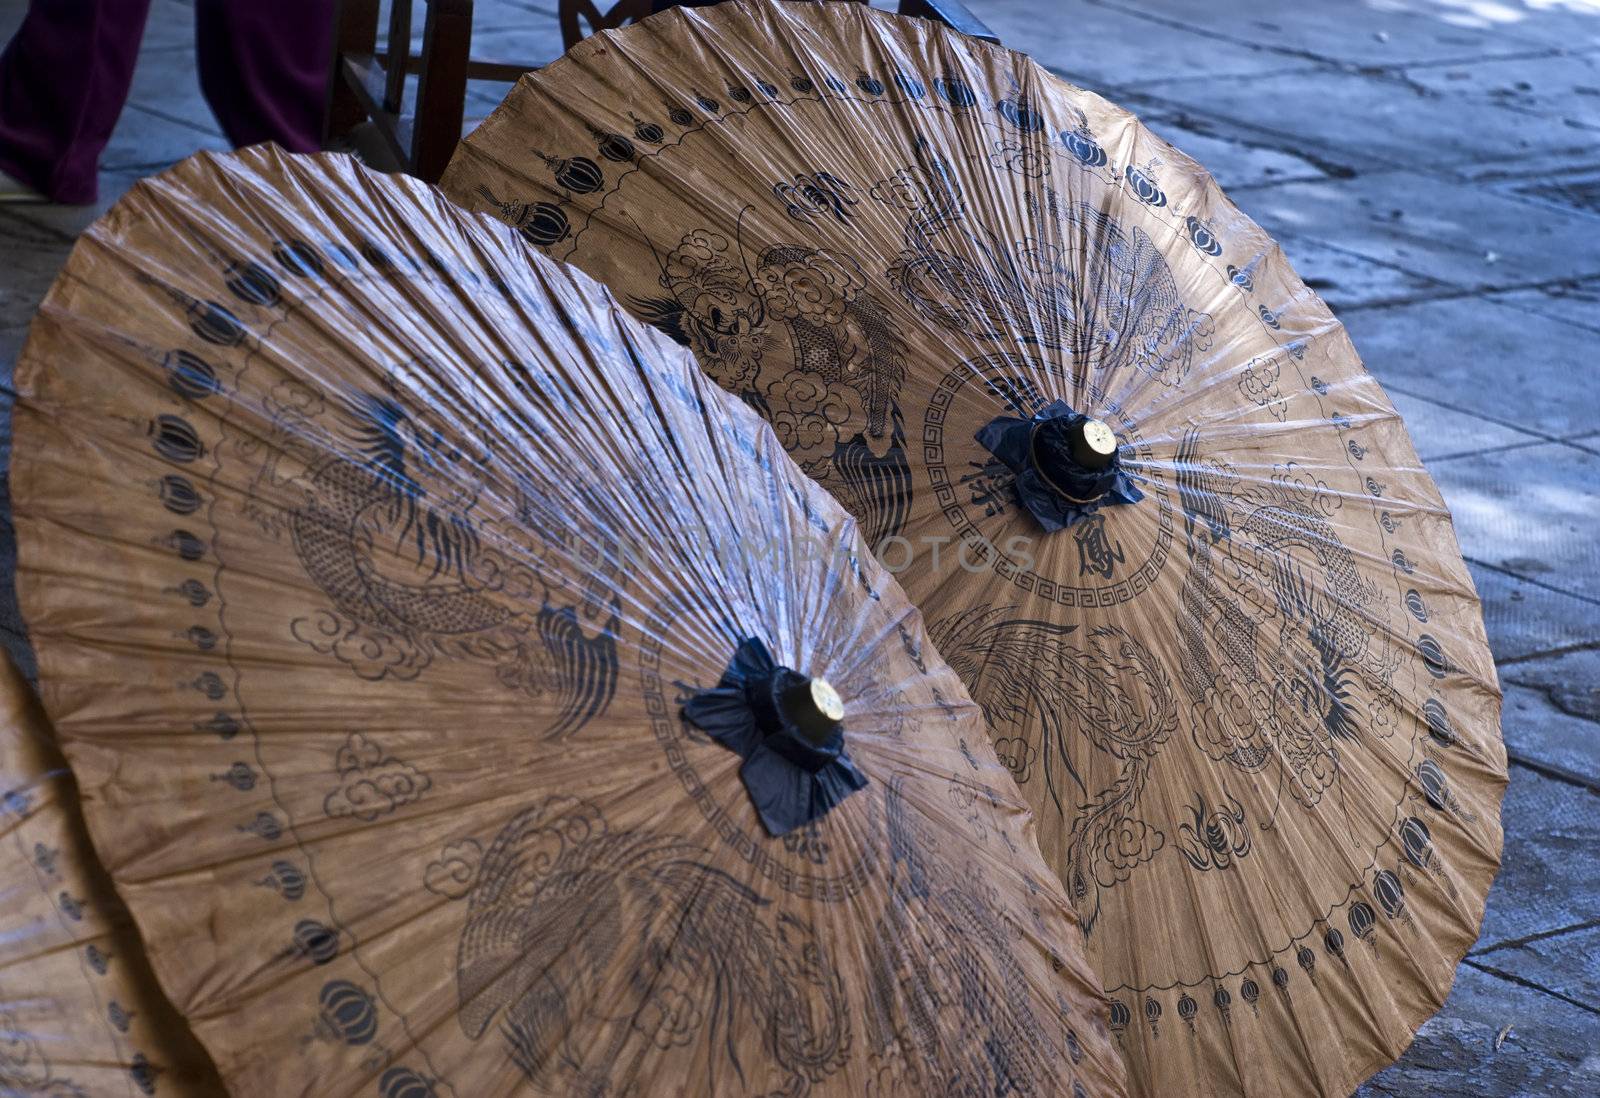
1130;66;1593;170
1470;924;1600;1020
468;23;567;70
1089;0;1570;67
1119;85;1395;178
140;0;200;54
127;27;220;128
0;169;149;242
1490;279;1600;334
0;324;23;399
0;323;23;366
1232;171;1600;294
0;215;75;329
97;102;230;175
971;1;1295;89
1474;767;1600;948
1446;5;1600;52
1382;387;1542;463
1139;111;1340;190
1501;645;1600;726
1500;682;1600;789
0;501;27;679
1357;962;1600;1095
1502;168;1600;225
1430;442;1600;601
0;628;30;683
1342;295;1600;437
1466;563;1600;663
1457;141;1600;187
1405;50;1600;130
1280;231;1454;310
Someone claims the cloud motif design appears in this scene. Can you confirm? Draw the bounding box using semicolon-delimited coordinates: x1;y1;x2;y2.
424;839;484;899
292;609;432;681
1237;352;1288;421
763;369;867;461
992;736;1037;785
755;250;862;325
324;732;431;822
634;986;704;1049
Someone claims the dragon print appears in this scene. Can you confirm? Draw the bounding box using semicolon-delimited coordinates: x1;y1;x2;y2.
629;230;914;549
1173;427;1385;814
449;796;850;1097
865;777;1067;1097
247;374;620;737
879;140;1213;387
927;609;1177;935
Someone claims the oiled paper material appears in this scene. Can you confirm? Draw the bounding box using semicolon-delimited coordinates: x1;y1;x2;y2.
0;653;222;1097
12;147;1125;1098
445;3;1507;1094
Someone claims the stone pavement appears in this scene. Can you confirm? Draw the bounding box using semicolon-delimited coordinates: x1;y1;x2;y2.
0;0;1596;1093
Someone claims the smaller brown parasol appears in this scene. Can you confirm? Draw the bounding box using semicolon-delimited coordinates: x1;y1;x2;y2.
0;651;222;1096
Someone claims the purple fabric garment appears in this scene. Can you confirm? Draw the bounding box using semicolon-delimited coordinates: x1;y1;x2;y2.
195;0;333;154
0;0;332;203
0;0;153;203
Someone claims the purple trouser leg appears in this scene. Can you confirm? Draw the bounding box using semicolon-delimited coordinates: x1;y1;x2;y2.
194;0;334;153
0;0;154;203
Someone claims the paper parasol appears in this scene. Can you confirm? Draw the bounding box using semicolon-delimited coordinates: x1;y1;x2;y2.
0;651;222;1096
444;3;1507;1093
11;147;1125;1098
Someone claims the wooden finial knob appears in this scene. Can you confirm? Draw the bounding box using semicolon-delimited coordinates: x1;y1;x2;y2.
1071;417;1118;470
781;676;845;744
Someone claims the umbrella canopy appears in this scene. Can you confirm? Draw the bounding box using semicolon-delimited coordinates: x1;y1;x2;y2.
10;147;1125;1098
0;651;222;1097
442;2;1507;1093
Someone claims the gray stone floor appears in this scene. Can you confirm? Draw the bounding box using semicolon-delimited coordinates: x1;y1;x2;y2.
0;0;1596;1093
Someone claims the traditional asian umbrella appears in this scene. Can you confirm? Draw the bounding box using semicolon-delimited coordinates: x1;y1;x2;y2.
0;651;222;1097
10;147;1125;1098
442;2;1507;1094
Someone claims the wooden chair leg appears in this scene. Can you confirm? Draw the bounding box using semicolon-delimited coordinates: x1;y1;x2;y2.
413;0;474;183
384;0;415;115
325;0;381;145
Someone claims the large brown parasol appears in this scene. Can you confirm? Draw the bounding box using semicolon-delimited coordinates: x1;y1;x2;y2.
443;2;1508;1093
10;147;1125;1098
0;651;222;1097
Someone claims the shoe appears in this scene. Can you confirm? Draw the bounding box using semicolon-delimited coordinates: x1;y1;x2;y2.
0;167;47;203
